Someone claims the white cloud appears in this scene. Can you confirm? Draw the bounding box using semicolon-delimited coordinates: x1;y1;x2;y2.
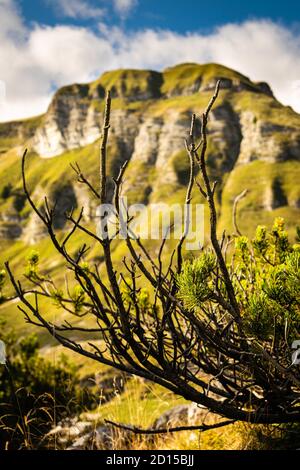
48;0;104;19
0;0;25;36
112;0;137;16
47;0;138;19
1;1;300;121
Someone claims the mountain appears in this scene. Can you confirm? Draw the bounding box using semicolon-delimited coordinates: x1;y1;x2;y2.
0;62;300;286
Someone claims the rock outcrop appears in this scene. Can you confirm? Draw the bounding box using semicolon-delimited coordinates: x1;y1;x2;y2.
47;417;117;450
152;403;217;430
238;112;299;164
46;402;221;450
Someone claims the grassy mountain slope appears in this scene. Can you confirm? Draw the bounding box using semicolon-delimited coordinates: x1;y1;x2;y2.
0;62;300;339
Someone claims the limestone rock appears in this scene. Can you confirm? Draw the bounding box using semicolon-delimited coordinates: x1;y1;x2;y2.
47;416;129;450
238;112;300;164
152;403;215;430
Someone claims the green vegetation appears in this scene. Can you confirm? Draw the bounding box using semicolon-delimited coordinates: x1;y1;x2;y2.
178;218;300;342
220;160;300;236
162;62;249;95
0;327;98;449
94;68;162;100
231;89;300;126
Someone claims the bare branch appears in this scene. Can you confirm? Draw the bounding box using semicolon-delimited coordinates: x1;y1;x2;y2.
232;189;248;236
105;418;236;435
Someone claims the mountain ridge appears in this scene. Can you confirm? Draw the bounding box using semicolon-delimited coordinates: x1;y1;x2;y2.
0;62;299;250
0;62;276;158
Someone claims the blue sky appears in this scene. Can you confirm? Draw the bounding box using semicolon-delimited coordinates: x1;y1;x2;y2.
1;0;300;121
19;0;300;32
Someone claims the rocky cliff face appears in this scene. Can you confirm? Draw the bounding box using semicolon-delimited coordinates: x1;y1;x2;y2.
28;64;281;162
0;62;300;244
238;112;299;164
